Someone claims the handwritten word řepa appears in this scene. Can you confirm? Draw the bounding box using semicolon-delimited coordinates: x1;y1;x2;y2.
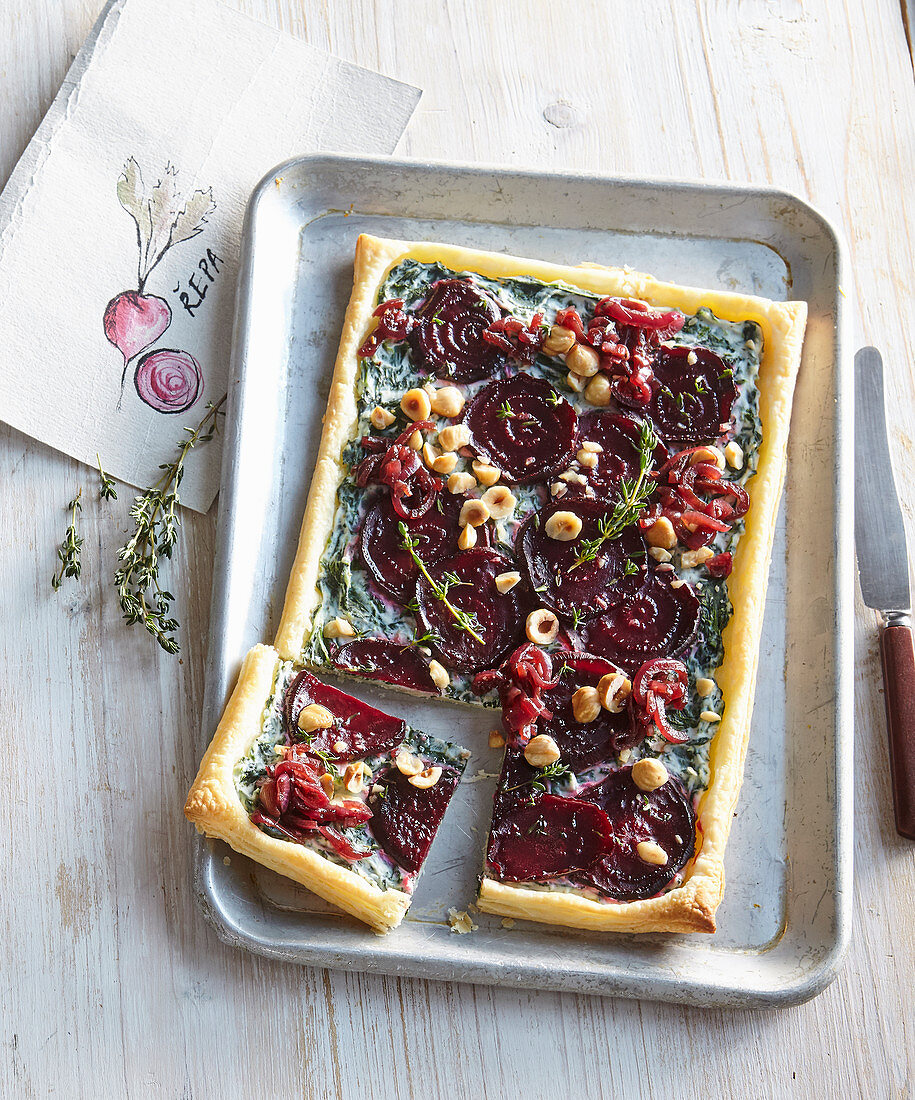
173;248;224;317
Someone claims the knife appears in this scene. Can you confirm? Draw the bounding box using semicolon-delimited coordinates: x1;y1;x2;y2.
855;346;915;839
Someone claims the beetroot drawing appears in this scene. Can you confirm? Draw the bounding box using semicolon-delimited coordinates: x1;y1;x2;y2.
105;157;215;412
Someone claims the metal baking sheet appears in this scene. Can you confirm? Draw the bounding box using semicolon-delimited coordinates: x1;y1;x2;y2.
194;154;852;1007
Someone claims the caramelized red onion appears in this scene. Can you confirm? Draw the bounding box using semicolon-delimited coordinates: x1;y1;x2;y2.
358;297;416;359
473;643;559;747
645;447;749;550
630;657;690;744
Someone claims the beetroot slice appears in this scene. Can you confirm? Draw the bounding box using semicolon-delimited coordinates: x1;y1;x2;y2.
646;347;738;444
360;493;463;604
579;571;700;671
519;500;648;622
538;654;640;769
415;548;526;674
487;793;612;881
282;670;406;762
573;766;696;900
464;373;577;484
408;279;503;382
575;412;668;498
331;638;441;695
368;764;462;873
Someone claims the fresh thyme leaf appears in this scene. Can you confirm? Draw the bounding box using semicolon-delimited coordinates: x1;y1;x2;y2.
398;522;485;644
96;455;118;501
507;759;572;792
496;400;514;419
114;396;226;654
51;489;83;590
546;388;561;407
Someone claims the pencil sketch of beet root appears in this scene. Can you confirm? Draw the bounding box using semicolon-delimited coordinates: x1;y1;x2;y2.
105;157;215;414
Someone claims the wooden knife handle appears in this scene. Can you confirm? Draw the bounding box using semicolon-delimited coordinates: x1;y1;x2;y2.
880;623;915;839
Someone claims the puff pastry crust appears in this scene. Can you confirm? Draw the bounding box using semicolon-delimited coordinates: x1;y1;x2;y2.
273;234;806;933
185;644;411;933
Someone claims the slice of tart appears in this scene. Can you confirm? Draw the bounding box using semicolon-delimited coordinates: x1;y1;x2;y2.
185;644;469;933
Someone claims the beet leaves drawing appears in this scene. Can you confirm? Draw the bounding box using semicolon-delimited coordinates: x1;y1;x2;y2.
104;158;215;413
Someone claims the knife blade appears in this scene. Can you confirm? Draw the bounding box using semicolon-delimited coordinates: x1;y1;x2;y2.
855;346;915;839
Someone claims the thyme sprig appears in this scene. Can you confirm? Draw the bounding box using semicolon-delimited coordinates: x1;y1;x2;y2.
398;522;485;645
570;422;659;569
114;396;226;654
507;760;572;793
51;489;83;590
97;454;118;501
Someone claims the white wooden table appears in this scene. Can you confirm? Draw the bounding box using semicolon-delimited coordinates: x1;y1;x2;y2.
2;1;913;1095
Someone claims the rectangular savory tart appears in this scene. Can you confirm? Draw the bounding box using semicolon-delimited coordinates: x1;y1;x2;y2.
185;644;469;933
274;233;806;932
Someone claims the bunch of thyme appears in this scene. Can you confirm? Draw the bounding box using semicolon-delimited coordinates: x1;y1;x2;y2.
51;490;83;590
571;421;659;569
398;522;484;644
114;396;226;654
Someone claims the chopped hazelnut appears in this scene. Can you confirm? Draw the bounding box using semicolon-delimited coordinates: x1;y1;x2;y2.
597;671;632;713
550;482;568;498
584;373;612;406
319;773;335;799
472;460;501;486
447;471;477;494
644;516;677;550
438;423;471;451
526;608;559;644
580;441;603;453
297;703;334;733
370;405;395;430
401;387;432;421
648;546;672;563
481;485;516;520
544;510;582;541
572;685;601;723
577;448;598;468
566;343;600;377
542;324;576;356
395;750;423;777
524;734;561;768
432;452;458;475
430;385;465;418
488;729;506;749
332;740;347;754
632;757;669;792
566;371;586;393
670;578;686;590
724;441;744;469
696;677;715;698
700;710;722;724
428;659;450;690
458;523;477;550
637;840;669;866
407;430;423;450
422;441;441;469
681;546;715;569
689;445;725;470
495;570;521;593
459;498;490;527
343;761;367;794
409;766;443;789
322;616;355;639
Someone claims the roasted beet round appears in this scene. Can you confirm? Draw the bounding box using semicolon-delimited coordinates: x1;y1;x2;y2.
538;653;640;768
415;548;526;674
579;571;701;670
575;412;668;498
282;669;406;761
464;373;577;484
573;766;696;900
331;638;443;694
368;763;462;873
360;493;463;604
518;500;648;622
645;346;738;444
487;793;613;881
408;279;503;382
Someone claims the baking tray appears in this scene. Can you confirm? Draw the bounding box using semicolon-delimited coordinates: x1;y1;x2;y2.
193;154;852;1007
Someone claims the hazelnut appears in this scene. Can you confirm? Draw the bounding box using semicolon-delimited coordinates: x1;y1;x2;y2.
447;471;477;494
689;445;725;470
648;546;672;563
526;608;559;644
566;343;600;377
566;371;586;393
481;485;516;520
636;840;669;866
700;710;722;724
370;405;395;429
459;498;490;527
472;460;501;486
422;441;441;469
495;570;521;594
670;578;686;590
544;510;582;541
343;761;367;794
319;773;335;799
407;430;423;450
401;388;432;421
724;441;744;469
430;385;465;418
438;423;471;451
395;750;423;777
488;729;506;749
686;350;698;365
632;758;669;792
550;482;567;498
428;659;450;690
681;546;715;569
409;766;443;789
432;452;458;474
458;523;477;550
577;448;598;468
580;441;603;453
322;616;355;639
571;685;601;723
644;516;677;550
524;734;561;768
297;703;334;733
696;677;715;698
584;374;612;406
332;740;347;753
542;324;576;356
597;672;632;713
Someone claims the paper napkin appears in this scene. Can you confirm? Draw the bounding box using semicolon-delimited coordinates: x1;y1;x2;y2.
0;0;420;512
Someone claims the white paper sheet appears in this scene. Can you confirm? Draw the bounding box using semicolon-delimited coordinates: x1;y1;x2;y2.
0;0;420;512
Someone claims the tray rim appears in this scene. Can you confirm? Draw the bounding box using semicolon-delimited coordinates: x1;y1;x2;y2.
193;152;853;1008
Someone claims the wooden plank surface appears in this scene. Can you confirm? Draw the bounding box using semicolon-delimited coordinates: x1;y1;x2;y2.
1;0;913;1096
